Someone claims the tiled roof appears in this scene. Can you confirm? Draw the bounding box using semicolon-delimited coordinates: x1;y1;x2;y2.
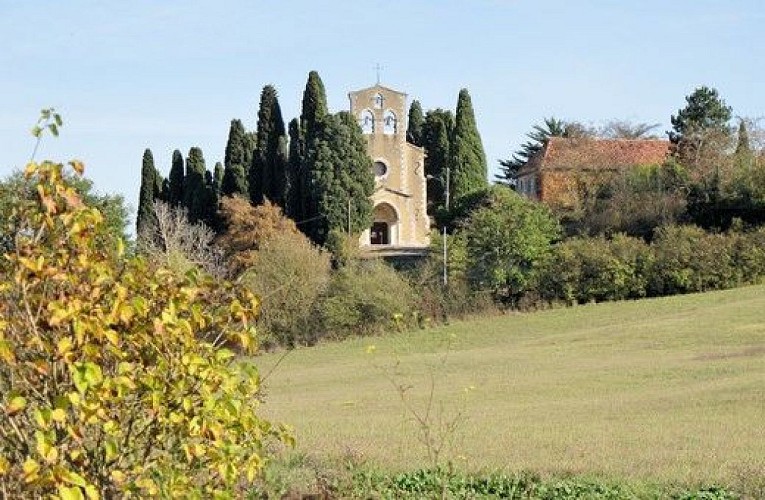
521;137;671;174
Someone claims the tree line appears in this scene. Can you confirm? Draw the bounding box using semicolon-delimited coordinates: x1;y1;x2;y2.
137;71;489;246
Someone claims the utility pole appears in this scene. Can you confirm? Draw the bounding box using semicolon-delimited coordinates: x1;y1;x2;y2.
442;165;450;287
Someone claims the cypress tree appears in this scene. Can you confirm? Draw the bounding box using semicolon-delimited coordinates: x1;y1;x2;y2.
184;147;214;224
222;119;251;198
137;148;160;236
213;162;224;195
406;100;425;147
449;88;488;202
735;120;752;157
286;118;303;220
251;85;288;207
307;112;374;245
299;71;329;230
168;149;185;207
421;109;455;211
300;71;328;143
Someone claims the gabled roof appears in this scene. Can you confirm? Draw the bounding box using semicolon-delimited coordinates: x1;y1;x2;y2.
348;83;407;98
519;137;671;175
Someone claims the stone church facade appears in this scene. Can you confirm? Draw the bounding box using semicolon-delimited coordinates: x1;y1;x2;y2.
348;84;430;254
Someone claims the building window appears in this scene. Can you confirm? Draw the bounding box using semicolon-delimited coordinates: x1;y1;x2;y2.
383;109;397;135
374;93;384;109
373;161;388;178
359;109;374;134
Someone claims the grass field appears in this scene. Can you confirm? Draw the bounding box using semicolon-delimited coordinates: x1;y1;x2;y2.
256;285;765;489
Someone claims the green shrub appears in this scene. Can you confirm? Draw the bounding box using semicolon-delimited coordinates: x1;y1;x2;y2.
316;260;415;339
649;225;740;295
538;234;651;304
241;229;332;348
462;186;560;304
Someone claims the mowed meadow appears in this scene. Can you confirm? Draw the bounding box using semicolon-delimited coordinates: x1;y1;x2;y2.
257;285;765;488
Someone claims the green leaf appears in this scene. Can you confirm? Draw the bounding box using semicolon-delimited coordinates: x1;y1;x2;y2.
84;362;103;386
72;364;88;393
104;438;118;461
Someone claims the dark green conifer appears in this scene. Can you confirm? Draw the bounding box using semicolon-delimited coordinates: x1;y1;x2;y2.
168;149;185;207
449;88;488;201
286;118;303;220
300;71;328;143
222;119;251;198
213;162;224;195
251;85;288;207
307;112;374;245
299;71;329;230
406;100;425;147
184;147;215;225
137;148;160;235
421;109;455;211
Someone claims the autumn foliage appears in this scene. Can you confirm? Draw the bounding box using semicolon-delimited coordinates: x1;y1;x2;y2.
0;159;290;498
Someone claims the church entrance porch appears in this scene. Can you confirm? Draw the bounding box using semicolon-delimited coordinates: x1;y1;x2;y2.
369;202;398;246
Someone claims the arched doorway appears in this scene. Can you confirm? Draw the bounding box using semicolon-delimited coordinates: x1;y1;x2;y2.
370;202;398;246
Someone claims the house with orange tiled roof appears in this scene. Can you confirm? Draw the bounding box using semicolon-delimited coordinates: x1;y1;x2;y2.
516;137;671;209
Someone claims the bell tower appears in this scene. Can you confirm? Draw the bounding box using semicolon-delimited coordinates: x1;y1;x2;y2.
348;83;430;253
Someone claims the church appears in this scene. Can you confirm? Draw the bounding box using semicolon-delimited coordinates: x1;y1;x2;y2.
348;84;431;255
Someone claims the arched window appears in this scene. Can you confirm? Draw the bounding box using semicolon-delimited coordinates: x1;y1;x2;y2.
359;109;374;134
373;93;384;109
383;109;397;135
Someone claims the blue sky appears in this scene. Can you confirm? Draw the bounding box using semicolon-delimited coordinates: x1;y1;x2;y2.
1;1;763;227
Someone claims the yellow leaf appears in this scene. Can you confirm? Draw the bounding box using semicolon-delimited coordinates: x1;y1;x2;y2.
0;340;15;364
57;337;74;356
84;485;99;500
110;470;125;485
69;160;85;175
24;161;38;177
22;458;39;483
7;395;26;415
58;485;85;500
68;392;81;407
61;469;88;487
104;329;119;345
0;455;10;475
52;408;67;423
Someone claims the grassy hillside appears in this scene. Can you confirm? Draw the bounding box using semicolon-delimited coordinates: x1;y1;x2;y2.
257;286;765;488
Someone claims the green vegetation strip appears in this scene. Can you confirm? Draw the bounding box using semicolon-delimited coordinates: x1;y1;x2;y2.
258;286;765;495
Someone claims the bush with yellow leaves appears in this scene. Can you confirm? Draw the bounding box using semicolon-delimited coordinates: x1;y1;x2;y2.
0;156;291;497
